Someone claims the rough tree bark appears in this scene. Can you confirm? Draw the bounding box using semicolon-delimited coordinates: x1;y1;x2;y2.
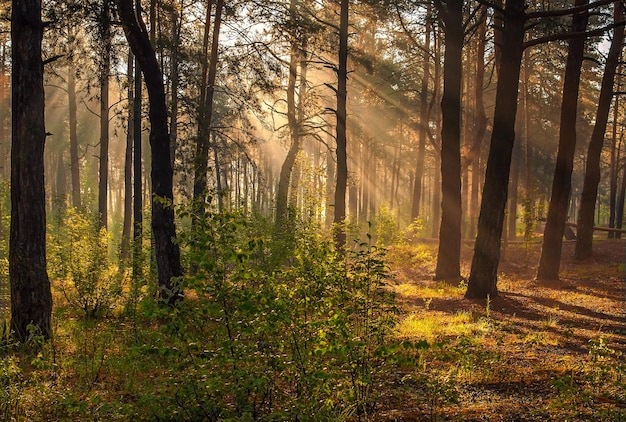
536;0;589;280
98;0;111;229
121;50;134;261
434;0;463;282
275;0;303;233
193;0;223;206
410;6;431;222
10;0;53;341
575;1;624;259
67;63;81;210
333;0;349;249
116;0;183;305
465;0;526;299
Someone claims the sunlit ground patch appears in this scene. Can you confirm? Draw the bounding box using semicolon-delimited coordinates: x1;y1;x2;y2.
395;310;491;342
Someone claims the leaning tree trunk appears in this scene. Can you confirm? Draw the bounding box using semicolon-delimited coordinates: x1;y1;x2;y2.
117;0;182;305
10;0;53;341
574;2;624;260
434;0;463;283
275;10;301;234
465;0;526;299
333;0;349;249
536;0;589;280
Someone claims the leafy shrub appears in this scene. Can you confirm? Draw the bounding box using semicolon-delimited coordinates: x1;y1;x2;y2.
168;203;398;420
48;208;125;319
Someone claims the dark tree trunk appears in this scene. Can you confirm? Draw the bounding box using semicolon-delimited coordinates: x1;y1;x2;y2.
575;2;624;259
434;0;463;282
121;51;134;261
469;10;487;239
117;0;183;305
431;26;442;239
275;3;301;232
536;0;589;280
333;0;349;249
68;66;81;210
466;0;526;299
608;88;619;237
10;0;53;341
326;146;335;229
616;159;626;237
523;50;534;241
410;7;431;222
508;131;520;241
169;4;181;168
98;0;111;229
193;0;223;205
133;55;143;278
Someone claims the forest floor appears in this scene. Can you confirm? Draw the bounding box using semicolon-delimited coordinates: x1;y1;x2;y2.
378;239;626;421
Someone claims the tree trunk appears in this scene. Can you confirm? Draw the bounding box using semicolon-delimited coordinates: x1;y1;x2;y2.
616;156;626;237
333;0;349;249
133;55;143;278
117;0;183;305
121;51;134;261
608;80;619;237
326;145;335;229
98;0;111;229
193;0;223;206
523;50;534;241
169;4;181;169
410;7;431;222
275;3;302;232
465;0;526;299
434;0;463;282
536;0;589;280
10;0;53;341
508;132;520;241
68;65;81;210
575;2;624;259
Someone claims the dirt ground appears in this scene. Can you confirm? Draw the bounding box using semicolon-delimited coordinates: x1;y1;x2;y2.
377;239;625;421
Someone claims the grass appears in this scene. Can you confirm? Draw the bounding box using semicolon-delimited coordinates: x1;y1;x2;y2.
395;311;491;342
1;241;625;421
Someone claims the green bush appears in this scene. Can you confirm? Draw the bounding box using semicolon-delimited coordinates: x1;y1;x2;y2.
49;208;125;319
166;203;398;420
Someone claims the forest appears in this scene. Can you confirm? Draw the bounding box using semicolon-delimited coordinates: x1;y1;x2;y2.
1;0;626;419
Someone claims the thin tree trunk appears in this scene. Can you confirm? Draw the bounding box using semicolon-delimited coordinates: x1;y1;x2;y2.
468;8;487;240
133;55;143;277
410;6;431;222
68;65;81;210
575;2;624;259
333;0;349;249
98;0;111;229
434;0;463;282
121;50;134;261
523;50;534;241
193;0;223;205
608;66;621;237
326;145;335;229
537;0;589;280
169;3;182;168
275;3;302;231
10;0;53;341
616;149;626;237
508;131;520;241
